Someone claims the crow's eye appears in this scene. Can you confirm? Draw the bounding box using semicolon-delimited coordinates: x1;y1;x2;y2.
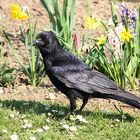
44;38;49;45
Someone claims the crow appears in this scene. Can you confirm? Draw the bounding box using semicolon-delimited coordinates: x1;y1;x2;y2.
33;31;140;115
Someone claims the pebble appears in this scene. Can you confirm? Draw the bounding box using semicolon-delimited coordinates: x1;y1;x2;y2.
45;93;56;100
0;87;4;94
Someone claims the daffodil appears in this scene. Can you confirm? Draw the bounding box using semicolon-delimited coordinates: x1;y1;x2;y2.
10;3;20;19
96;34;106;46
10;3;29;21
119;28;134;42
18;11;29;21
85;16;100;30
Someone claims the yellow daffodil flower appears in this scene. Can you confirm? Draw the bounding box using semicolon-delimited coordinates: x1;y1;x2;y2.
18;11;29;21
10;3;29;21
97;34;106;46
85;16;100;30
119;28;134;42
10;3;20;19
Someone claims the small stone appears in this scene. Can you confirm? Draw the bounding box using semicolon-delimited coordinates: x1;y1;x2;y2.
45;93;56;100
0;87;4;94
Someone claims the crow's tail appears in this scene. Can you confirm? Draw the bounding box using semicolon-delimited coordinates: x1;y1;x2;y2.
109;88;140;109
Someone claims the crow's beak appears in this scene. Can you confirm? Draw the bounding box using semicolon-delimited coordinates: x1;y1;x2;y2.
32;38;44;46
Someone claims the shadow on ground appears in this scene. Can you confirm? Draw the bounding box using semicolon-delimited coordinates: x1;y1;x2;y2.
0;99;135;122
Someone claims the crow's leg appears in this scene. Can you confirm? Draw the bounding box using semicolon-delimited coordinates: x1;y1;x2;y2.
61;94;76;121
69;96;77;112
79;97;88;111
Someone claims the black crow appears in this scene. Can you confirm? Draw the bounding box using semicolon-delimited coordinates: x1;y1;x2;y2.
33;31;140;114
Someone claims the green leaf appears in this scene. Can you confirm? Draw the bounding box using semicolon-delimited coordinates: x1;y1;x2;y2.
40;0;56;30
111;2;118;26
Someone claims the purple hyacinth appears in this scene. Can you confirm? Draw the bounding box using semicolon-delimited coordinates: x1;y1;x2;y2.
119;2;137;29
129;23;135;29
128;9;137;21
119;2;128;25
128;9;137;29
120;2;128;16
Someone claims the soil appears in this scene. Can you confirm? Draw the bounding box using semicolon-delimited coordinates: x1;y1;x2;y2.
0;0;140;114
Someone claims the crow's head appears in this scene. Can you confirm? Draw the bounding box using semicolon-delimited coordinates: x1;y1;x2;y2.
33;31;63;57
33;31;56;47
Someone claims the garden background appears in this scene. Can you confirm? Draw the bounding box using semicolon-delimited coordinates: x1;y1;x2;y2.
0;0;140;140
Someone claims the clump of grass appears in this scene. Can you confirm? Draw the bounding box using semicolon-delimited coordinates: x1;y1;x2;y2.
40;0;76;50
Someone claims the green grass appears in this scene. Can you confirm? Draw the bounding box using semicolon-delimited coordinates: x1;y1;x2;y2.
0;100;140;140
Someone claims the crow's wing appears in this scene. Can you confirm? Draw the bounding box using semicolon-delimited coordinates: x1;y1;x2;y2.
52;66;118;94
